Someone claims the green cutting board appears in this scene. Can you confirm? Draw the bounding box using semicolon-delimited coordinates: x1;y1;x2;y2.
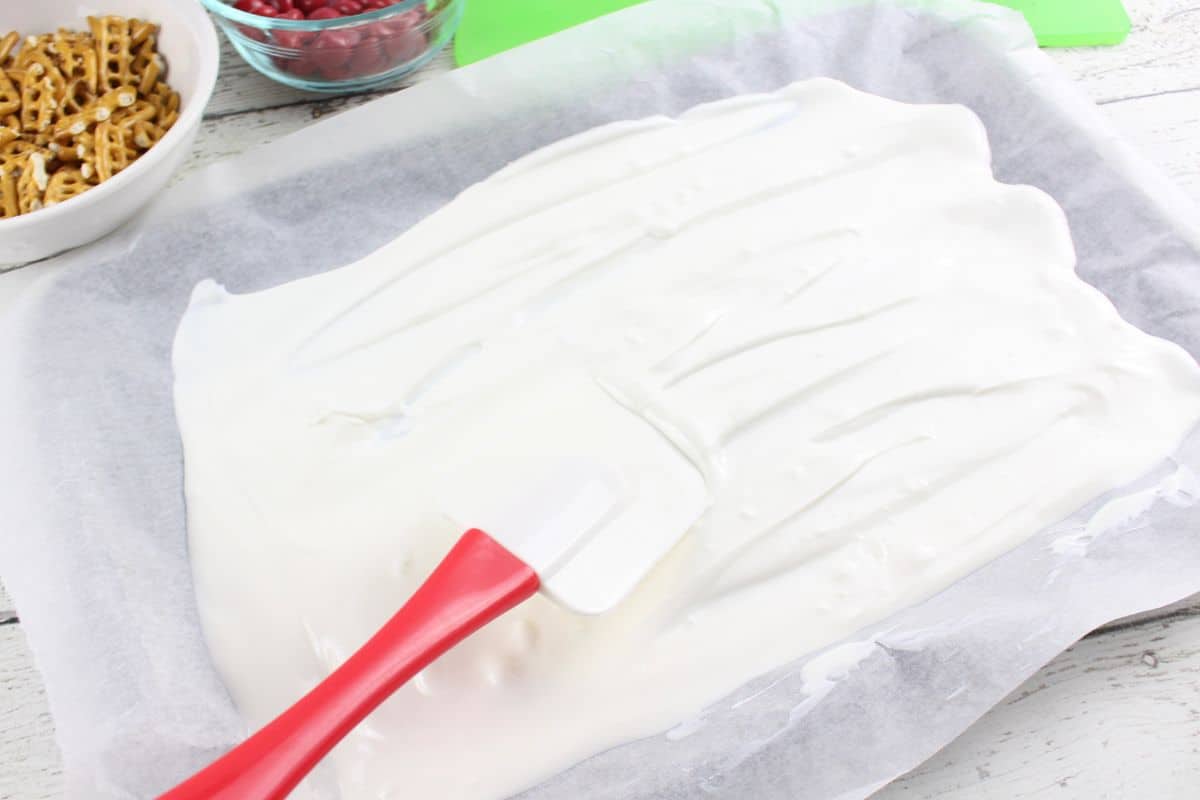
990;0;1130;46
454;0;645;65
453;0;1131;66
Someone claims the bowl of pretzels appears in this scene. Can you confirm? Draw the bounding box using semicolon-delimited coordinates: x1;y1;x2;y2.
0;0;219;265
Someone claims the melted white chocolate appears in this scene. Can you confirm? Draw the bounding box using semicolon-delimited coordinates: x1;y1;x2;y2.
174;79;1200;799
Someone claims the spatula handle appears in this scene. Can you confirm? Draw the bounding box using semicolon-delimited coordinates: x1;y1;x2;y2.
158;529;539;800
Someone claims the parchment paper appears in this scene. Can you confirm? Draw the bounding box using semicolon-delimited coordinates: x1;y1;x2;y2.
4;1;1200;798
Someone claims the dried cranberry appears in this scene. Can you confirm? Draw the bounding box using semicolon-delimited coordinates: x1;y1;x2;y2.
380;28;426;64
373;8;424;36
272;10;317;48
333;0;366;15
365;10;426;64
306;27;362;74
288;51;322;77
236;22;268;42
295;0;330;14
346;37;387;76
319;60;360;80
234;0;279;16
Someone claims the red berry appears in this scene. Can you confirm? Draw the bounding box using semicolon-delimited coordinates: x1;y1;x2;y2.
305;27;362;74
236;22;268;42
320;61;357;80
375;8;424;35
295;0;329;14
234;0;279;16
380;28;426;63
271;9;317;48
273;0;296;10
367;8;427;65
287;52;321;77
346;37;386;76
324;28;364;47
333;0;365;15
274;31;315;48
306;6;341;19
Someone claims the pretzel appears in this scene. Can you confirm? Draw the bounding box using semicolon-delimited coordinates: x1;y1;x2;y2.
18;73;49;131
15;35;52;69
97;84;137;112
59;77;96;117
15;150;48;213
28;149;48;189
75;130;94;163
150;81;180;128
131;119;166;150
131;20;157;48
53;32;99;91
44;167;90;206
92;119;129;181
131;38;163;95
0;164;17;217
0;136;37;162
53;86;136;138
0;68;17;116
0;32;19;66
53;106;106;138
24;49;66;90
150;80;178;111
80;46;98;94
138;54;160;95
51;131;95;171
88;16;134;94
53;31;82;75
113;99;156;128
50;141;75;162
1;16;176;218
19;57;66;131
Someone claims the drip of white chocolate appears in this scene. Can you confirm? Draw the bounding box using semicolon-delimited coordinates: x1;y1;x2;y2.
174;79;1200;800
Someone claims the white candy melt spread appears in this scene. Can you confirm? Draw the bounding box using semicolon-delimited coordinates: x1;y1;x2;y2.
173;79;1200;799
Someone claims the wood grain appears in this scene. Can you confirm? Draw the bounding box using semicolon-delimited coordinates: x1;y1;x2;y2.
877;609;1200;798
2;0;1200;797
0;626;62;800
204;37;453;118
0;583;63;799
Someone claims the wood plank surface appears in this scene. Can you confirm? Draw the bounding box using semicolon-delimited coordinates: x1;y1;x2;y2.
879;609;1200;799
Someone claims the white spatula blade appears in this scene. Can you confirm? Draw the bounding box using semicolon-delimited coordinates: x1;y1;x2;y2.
432;368;709;615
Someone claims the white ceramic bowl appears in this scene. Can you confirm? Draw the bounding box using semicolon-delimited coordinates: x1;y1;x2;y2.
0;0;218;265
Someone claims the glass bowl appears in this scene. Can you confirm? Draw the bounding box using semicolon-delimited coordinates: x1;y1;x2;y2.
200;0;461;93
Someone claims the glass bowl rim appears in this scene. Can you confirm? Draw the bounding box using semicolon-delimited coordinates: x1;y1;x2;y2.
199;0;434;30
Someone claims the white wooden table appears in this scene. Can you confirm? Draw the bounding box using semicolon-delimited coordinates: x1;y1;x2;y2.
3;1;1200;797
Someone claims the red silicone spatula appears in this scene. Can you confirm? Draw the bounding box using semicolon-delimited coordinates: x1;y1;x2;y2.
160;369;709;800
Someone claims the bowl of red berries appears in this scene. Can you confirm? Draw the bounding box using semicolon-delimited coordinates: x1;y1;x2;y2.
200;0;460;92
